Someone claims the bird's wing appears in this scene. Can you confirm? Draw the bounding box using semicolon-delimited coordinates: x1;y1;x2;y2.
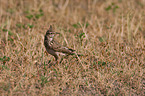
50;40;75;54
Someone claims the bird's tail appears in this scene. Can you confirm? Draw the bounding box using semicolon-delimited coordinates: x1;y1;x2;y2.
68;48;85;56
68;48;75;52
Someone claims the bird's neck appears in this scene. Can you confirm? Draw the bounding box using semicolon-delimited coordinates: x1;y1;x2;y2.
45;35;54;42
49;37;53;41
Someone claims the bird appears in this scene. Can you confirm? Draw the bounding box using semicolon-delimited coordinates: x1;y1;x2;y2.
44;25;76;63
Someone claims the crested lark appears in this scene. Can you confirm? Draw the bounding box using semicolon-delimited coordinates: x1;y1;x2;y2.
44;25;75;62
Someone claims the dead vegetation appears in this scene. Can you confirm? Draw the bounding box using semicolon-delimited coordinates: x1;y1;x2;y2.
0;0;144;95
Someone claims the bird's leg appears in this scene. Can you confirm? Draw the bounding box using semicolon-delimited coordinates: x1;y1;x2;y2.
47;53;59;68
59;56;65;63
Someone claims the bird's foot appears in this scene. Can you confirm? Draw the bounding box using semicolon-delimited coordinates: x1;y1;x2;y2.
48;60;58;68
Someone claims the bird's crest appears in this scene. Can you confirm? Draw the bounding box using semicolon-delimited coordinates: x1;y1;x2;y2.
46;25;53;34
49;25;53;32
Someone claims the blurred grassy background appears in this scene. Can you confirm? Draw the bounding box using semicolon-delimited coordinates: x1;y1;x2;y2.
0;0;144;95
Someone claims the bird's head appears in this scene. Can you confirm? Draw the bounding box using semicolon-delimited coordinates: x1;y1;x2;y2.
45;25;60;38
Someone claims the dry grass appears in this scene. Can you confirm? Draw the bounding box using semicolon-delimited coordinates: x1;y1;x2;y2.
0;0;145;95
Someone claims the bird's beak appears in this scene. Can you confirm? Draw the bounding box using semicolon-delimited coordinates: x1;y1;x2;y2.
55;32;60;34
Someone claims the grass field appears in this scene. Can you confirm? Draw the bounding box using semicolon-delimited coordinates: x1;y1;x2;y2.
0;0;145;95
